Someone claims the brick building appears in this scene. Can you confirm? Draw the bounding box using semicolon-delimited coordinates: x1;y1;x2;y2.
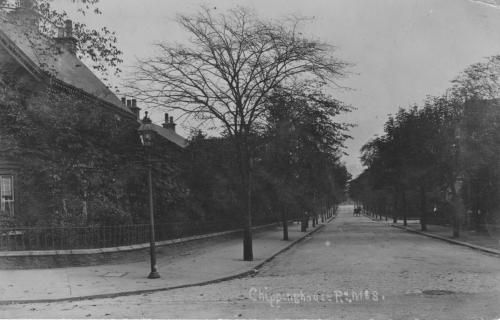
0;3;186;224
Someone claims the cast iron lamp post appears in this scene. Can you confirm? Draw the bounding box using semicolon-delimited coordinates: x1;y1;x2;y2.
138;112;160;279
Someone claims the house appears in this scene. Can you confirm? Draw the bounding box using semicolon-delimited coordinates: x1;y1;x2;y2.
150;112;188;149
0;3;186;224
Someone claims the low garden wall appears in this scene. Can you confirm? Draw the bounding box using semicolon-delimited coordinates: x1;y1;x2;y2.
0;222;279;269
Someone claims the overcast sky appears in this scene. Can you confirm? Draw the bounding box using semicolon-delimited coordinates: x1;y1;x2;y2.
54;0;500;177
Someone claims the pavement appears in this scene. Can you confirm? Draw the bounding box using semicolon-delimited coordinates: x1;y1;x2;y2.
0;217;330;304
2;205;500;319
392;220;500;255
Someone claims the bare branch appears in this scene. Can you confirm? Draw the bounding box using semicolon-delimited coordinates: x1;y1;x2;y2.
129;6;349;138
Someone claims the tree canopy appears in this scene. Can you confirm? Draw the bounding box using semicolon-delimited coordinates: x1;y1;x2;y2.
131;6;348;135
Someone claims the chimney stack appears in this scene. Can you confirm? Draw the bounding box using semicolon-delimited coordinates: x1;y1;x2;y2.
121;97;126;106
130;99;140;120
162;113;176;132
65;19;73;37
55;19;77;54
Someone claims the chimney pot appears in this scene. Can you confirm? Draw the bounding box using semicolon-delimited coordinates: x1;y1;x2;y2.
162;113;169;128
163;115;176;132
121;97;126;105
129;99;140;120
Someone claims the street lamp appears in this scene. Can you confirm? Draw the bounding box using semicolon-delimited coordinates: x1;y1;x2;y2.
138;111;160;279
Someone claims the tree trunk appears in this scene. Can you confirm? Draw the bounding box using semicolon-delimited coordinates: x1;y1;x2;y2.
473;208;481;233
452;209;460;238
452;184;463;239
393;194;398;223
243;218;253;260
301;214;308;232
400;191;408;226
420;186;427;232
235;132;253;261
451;178;464;238
243;157;253;261
282;208;289;241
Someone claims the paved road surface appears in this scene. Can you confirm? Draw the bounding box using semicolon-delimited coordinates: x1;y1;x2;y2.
2;205;500;319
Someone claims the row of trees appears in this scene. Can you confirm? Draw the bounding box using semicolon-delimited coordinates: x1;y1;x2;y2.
350;56;500;237
131;6;352;260
184;87;351;237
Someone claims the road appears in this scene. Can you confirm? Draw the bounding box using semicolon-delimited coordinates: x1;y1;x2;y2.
2;205;500;319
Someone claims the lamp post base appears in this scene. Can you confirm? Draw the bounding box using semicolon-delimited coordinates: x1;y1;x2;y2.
148;271;161;279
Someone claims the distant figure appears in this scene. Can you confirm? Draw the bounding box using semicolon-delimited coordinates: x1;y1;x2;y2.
354;207;361;216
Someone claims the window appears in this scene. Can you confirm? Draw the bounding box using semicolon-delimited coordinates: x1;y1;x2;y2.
0;175;14;216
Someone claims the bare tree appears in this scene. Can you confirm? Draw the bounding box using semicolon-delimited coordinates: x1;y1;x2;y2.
131;6;348;261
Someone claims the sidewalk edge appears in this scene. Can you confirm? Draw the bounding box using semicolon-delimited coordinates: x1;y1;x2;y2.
0;217;335;305
391;224;500;257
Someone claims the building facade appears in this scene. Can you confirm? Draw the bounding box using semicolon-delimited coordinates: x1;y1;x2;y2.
0;4;186;225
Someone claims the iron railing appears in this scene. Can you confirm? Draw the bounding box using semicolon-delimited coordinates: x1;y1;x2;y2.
0;219;268;251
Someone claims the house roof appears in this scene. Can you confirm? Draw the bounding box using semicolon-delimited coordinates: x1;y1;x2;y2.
0;12;134;118
151;123;188;148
